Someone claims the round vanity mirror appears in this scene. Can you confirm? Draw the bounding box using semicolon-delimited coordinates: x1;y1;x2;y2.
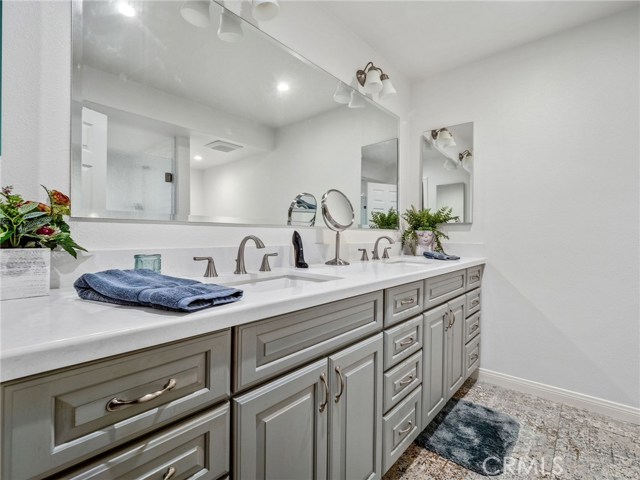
287;193;317;227
321;189;354;231
321;189;354;265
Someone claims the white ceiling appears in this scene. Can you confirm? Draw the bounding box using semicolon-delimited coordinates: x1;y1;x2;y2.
316;1;637;81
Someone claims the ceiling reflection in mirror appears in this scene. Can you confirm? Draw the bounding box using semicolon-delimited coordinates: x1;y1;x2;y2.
421;122;473;223
71;0;399;228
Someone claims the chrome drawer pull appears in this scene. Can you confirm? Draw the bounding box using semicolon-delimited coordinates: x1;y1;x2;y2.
162;466;177;480
398;421;413;435
471;299;480;307
319;373;329;412
334;366;345;403
444;311;450;331
106;378;177;412
399;297;416;306
399;375;414;386
399;337;414;347
471;275;480;282
449;309;456;326
470;324;479;332
470;353;479;363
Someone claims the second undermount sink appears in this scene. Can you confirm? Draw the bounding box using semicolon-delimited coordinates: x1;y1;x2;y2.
218;272;343;292
381;257;434;267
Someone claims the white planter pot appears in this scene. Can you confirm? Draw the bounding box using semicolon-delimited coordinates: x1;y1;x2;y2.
415;231;436;256
0;249;51;301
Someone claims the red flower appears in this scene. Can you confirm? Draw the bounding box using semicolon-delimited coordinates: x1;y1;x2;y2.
37;202;51;213
51;190;71;207
36;226;56;236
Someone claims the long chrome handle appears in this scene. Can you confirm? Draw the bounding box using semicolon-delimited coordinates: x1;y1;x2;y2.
162;466;177;480
450;309;456;326
319;373;329;412
444;311;450;331
334;366;345;403
398;421;413;435
106;378;177;412
399;374;414;386
399;297;415;306
399;337;414;347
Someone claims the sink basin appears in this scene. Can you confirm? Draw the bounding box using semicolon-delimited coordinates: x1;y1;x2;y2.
382;258;433;266
219;272;342;292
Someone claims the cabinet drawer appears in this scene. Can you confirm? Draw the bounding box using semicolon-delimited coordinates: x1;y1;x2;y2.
465;312;481;344
424;270;467;309
384;281;424;327
65;403;229;480
465;336;481;379
235;292;383;391
2;331;230;480
466;265;483;290
382;386;422;473
466;288;481;316
383;351;422;413
383;315;423;370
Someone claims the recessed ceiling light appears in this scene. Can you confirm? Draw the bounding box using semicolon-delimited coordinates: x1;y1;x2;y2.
117;2;136;17
193;155;203;161
277;82;290;92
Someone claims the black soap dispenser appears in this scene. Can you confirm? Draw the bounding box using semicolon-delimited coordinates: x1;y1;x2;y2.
292;231;308;268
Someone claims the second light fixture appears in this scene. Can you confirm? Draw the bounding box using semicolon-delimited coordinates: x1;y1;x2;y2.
355;61;396;99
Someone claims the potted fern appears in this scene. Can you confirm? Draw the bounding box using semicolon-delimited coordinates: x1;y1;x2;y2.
401;205;459;255
369;207;399;229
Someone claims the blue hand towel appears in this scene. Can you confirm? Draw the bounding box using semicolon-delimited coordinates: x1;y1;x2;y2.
74;269;243;312
423;251;460;261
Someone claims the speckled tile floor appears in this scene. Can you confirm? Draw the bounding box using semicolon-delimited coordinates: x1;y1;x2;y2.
383;379;640;479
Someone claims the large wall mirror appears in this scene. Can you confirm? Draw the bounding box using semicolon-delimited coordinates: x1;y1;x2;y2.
421;122;473;223
70;0;399;229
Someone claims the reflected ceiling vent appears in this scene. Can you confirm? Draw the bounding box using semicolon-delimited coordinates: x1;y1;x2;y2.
204;140;243;153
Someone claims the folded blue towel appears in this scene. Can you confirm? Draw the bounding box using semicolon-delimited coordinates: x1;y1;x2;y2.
74;269;243;312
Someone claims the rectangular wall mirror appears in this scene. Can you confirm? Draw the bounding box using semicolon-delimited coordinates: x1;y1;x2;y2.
70;0;399;229
421;122;473;223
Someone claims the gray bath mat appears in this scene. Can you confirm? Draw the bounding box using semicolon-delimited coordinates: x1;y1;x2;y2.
415;398;520;476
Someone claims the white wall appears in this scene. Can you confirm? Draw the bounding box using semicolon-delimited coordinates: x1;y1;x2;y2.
1;0;412;257
411;10;640;408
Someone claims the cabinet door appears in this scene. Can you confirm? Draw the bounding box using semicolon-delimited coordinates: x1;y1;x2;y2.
446;296;466;399
329;334;383;480
233;359;329;480
422;306;448;427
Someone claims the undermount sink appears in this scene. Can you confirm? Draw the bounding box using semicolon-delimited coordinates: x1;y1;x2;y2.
214;272;343;292
382;257;433;266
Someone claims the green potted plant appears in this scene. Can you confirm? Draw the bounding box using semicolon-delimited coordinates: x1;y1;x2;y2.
401;205;459;255
0;185;87;300
369;207;399;229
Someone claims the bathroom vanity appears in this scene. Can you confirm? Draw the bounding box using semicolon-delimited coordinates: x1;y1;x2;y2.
1;259;483;479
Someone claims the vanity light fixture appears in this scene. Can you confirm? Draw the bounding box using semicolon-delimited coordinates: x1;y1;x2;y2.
180;0;212;28
431;128;456;148
356;62;396;98
218;8;244;42
459;149;474;172
252;0;280;21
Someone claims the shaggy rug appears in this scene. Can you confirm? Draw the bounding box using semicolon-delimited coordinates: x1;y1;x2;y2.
415;398;520;476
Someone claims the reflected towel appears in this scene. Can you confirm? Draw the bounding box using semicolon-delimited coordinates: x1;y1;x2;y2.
74;269;243;312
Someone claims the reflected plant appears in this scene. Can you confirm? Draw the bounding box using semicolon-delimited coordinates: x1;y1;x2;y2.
369;207;399;229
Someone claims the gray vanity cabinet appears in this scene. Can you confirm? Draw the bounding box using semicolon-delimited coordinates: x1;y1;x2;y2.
234;334;383;480
422;295;466;428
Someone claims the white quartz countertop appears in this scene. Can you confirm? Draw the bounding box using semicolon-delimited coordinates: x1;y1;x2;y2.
0;256;484;382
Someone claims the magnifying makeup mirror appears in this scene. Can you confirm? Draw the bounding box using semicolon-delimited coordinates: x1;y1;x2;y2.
321;189;354;265
287;193;317;227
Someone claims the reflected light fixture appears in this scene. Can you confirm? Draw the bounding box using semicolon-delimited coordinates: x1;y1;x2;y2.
333;82;351;104
218;8;244;42
459;149;474;172
348;90;366;109
356;62;396;98
180;0;211;28
443;157;458;171
277;81;290;92
193;155;203;161
252;0;280;21
431;128;456;148
117;1;136;17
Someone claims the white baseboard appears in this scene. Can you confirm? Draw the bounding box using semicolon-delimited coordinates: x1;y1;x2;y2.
477;368;640;425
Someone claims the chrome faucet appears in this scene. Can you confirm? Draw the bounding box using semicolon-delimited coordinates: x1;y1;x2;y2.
234;235;266;274
372;235;395;260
